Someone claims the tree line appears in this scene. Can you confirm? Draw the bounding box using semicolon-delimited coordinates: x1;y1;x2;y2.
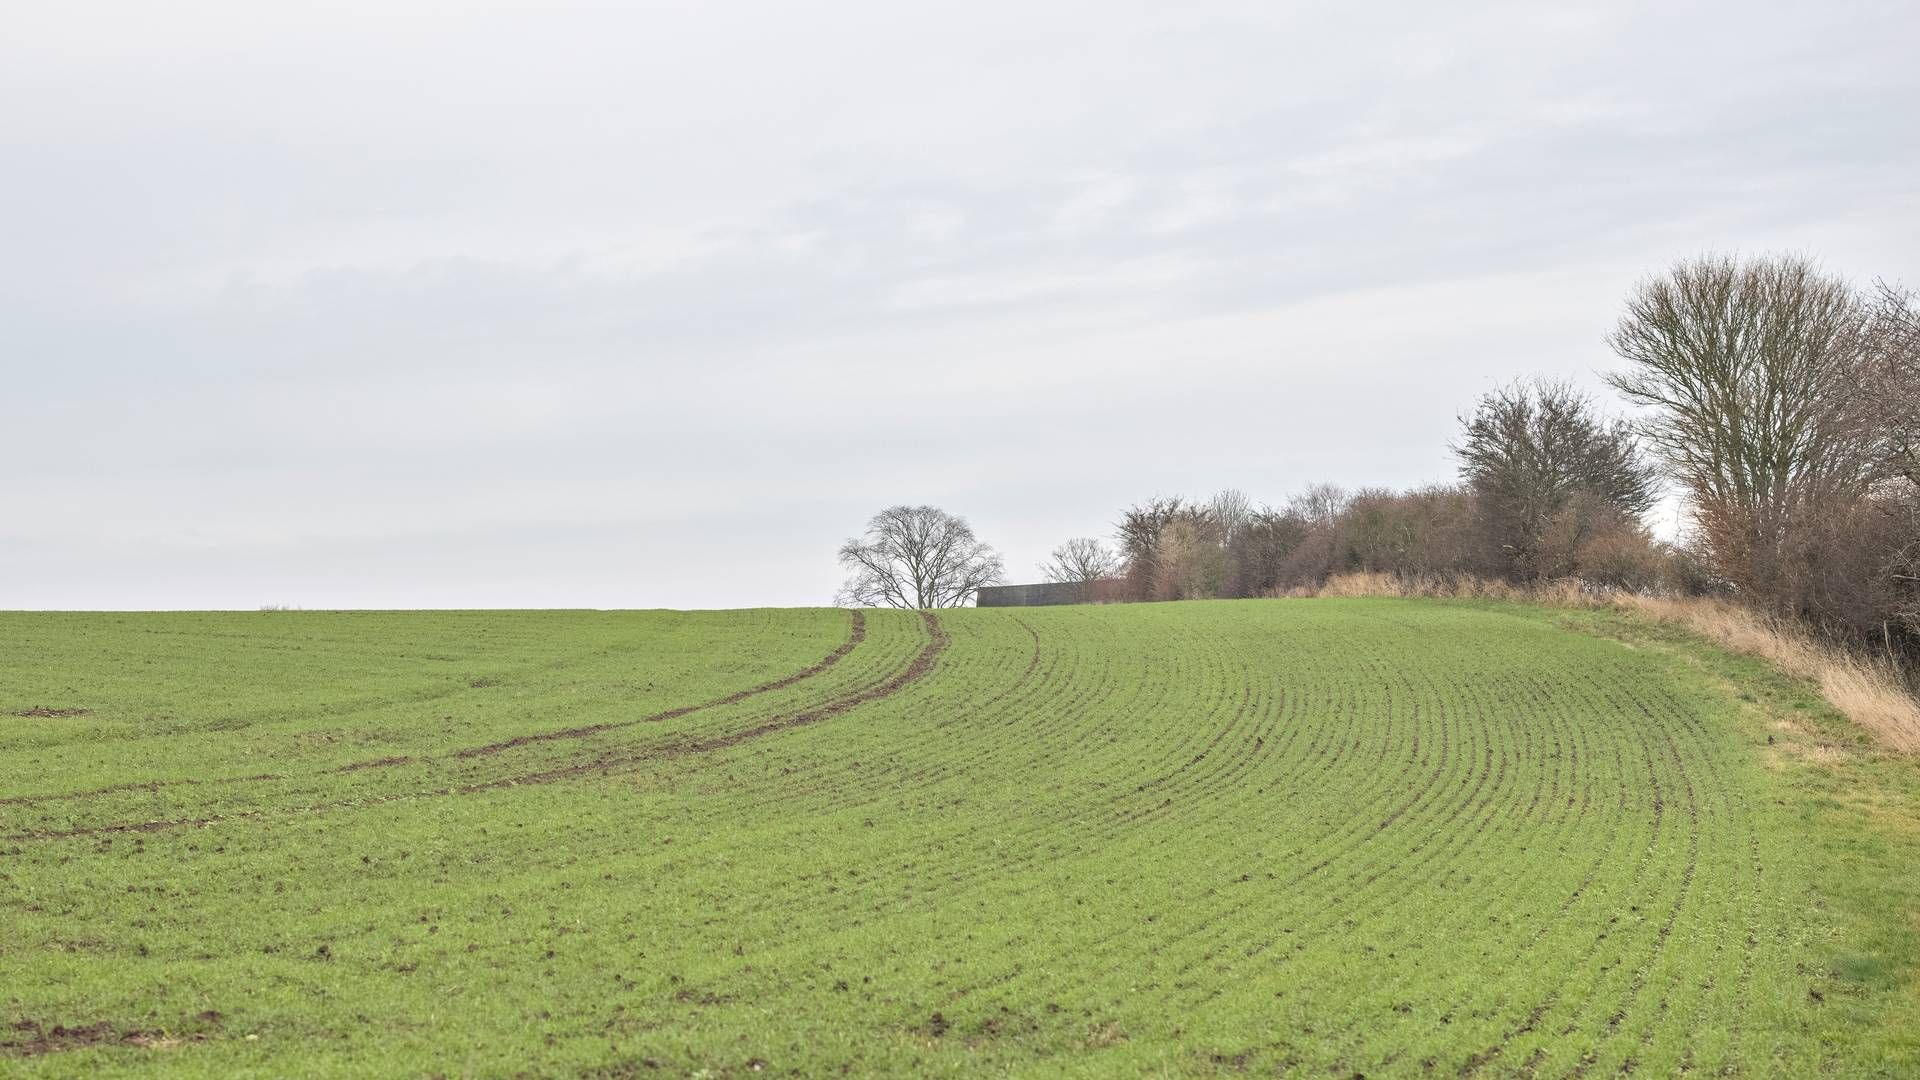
839;253;1919;667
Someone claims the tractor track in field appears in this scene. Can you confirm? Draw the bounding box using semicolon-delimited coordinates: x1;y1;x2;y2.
0;610;867;810
442;610;870;761
2;612;942;843
3;603;1845;1076
0;774;285;809
438;611;948;796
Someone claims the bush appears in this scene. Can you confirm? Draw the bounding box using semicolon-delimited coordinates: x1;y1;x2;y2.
1154;519;1229;600
1573;530;1671;593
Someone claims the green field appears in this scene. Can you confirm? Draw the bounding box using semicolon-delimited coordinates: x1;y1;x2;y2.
3;600;1918;1077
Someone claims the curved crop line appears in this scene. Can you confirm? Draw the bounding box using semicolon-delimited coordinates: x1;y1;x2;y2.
2;611;940;843
443;609;871;761
1;602;1812;1075
0;610;869;809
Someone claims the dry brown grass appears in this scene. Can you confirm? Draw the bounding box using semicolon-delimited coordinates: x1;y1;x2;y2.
1309;572;1920;753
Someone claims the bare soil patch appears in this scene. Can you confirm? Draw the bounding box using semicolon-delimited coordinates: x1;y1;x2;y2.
2;1016;215;1057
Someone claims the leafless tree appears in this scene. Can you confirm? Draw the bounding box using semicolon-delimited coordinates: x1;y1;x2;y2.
1224;506;1310;597
1260;483;1349;589
1207;488;1253;546
1453;377;1658;579
1153;518;1228;600
1891;496;1920;640
1848;280;1920;489
1115;496;1187;566
1287;483;1349;531
1342;485;1489;580
1606;253;1875;601
1847;282;1920;645
836;505;1005;609
1114;496;1195;599
1041;537;1119;584
1113;496;1237;601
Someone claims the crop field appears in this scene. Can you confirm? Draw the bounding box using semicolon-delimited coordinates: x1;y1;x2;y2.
3;600;1918;1077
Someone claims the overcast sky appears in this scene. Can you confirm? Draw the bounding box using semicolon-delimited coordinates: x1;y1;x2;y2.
5;1;1917;610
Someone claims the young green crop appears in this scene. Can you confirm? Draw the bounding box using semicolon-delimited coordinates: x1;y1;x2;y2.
1;600;1915;1076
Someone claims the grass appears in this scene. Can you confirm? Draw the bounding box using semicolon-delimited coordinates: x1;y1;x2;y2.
2;600;1917;1076
1312;572;1920;753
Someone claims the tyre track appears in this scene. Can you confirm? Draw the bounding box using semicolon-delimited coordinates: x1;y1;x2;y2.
3;611;941;843
0;611;869;810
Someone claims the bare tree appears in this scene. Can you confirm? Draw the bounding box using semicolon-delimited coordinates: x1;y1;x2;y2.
1849;280;1920;489
1118;496;1238;599
1606;253;1875;601
1848;282;1920;646
1343;484;1489;579
1207;488;1253;546
1041;537;1119;584
1453;377;1658;579
1265;484;1350;589
1893;496;1920;640
836;505;1005;609
1223;506;1310;597
1152;517;1228;600
1287;483;1349;531
1114;496;1194;599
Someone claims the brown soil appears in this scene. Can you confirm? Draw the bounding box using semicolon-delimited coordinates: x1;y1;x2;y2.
0;774;281;809
13;815;228;841
0;781;166;808
12;707;91;718
336;755;414;772
1;1017;213;1057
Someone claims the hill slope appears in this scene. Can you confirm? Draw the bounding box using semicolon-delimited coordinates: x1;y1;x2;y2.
2;601;1916;1076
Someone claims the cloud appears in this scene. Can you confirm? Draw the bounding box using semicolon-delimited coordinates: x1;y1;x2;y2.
2;0;1917;607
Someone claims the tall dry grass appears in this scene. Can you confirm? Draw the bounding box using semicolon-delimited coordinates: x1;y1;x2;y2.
1308;572;1920;753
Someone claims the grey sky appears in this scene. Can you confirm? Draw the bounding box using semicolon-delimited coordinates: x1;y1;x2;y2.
5;0;1917;609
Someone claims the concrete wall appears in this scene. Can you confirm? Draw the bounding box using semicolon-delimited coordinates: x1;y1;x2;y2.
976;579;1126;607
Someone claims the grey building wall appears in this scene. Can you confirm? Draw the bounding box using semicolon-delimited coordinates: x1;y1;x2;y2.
975;579;1125;607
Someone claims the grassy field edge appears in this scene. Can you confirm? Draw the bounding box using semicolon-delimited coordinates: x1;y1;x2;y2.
1424;594;1920;1066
